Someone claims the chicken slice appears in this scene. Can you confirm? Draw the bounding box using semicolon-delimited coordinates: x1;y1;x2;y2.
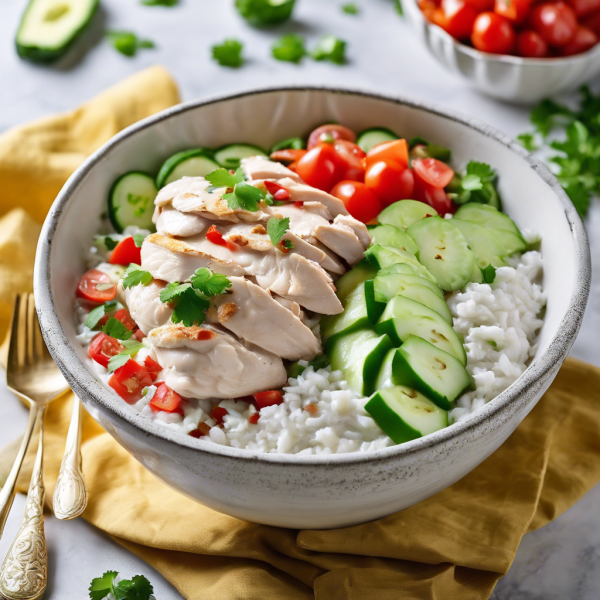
155;205;210;237
314;221;367;266
118;280;172;335
276;178;349;218
148;323;287;399
241;156;302;183
334;214;371;250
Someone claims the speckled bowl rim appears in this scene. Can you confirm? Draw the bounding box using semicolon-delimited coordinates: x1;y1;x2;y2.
34;85;591;467
403;0;600;67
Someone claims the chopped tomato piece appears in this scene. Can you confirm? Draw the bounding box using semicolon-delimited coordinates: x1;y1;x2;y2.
190;422;212;437
441;0;479;38
249;413;260;424
412;158;455;189
108;360;153;404
365;139;409;170
264;180;291;201
330;181;382;223
254;390;284;409
149;382;184;414
114;308;136;331
333;140;367;182
77;269;117;303
133;328;146;341
307;124;356;150
212;406;229;425
413;174;456;215
472;12;517;53
88;333;124;368
270;149;307;163
364;161;415;207
295;143;345;192
294;201;304;208
144;356;162;382
304;403;318;414
559;24;598;54
109;236;142;266
206;224;227;246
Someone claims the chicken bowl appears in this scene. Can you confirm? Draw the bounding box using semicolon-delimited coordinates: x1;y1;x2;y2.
34;87;590;528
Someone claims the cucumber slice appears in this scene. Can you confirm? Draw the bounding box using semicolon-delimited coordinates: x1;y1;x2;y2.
373;278;452;324
356;128;399;153
328;329;393;395
365;245;437;283
407;217;475;291
378;200;438;230
369;225;419;254
470;263;483;284
365;385;448;444
391;335;470;409
375;349;395;390
156;149;219;189
321;283;369;341
16;0;99;63
376;295;466;364
374;272;444;299
365;280;386;324
379;263;417;276
270;136;305;152
108;172;157;233
334;260;377;305
214;144;268;169
488;228;527;256
450;219;507;269
455;203;523;237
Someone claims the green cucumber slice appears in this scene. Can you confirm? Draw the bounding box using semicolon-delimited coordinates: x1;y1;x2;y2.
356;128;399;153
214;144;268;169
407;216;475;291
391;335;470;409
328;329;393;395
379;263;417;276
321;283;369;341
365;385;448;444
156;149;219;189
373;272;444;300
378;200;438;230
376;295;466;364
455;203;523;237
373;278;452;324
375;349;395;390
365;245;437;283
108;172;157;233
470;263;483;284
270;136;305;152
369;224;419;254
488;228;527;256
334;260;377;305
450;219;507;269
16;0;99;63
364;280;386;324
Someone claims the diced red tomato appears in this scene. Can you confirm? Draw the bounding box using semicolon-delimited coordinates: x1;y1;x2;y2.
295;143;345;191
269;149;307;163
365;139;409;170
330;181;382;223
529;2;577;46
413;174;456;215
249;413;260;424
412;158;455;189
441;0;479;38
565;0;600;17
109;237;141;266
190;422;211;437
206;224;227;246
113;308;136;331
76;269;117;303
144;356;162;382
304;403;318;414
333;140;367;181
133;328;146;341
149;382;184;415
495;0;533;23
108;360;153;404
264;180;291;201
559;24;598;53
253;390;284;409
88;333;124;368
516;29;550;55
472;12;517;53
307;124;356;150
211;406;229;425
364;161;415;207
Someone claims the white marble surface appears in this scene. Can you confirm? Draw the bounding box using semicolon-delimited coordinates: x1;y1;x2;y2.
0;0;598;597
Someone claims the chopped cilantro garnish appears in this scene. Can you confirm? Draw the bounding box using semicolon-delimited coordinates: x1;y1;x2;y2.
310;35;347;64
267;216;292;248
107;342;145;373
481;265;497;284
104;237;118;251
190;268;232;296
205;168;245;189
281;239;294;250
160;283;210;327
212;39;244;68
102;318;133;341
447;161;499;207
159;282;192;303
342;2;359;14
235;0;296;26
122;264;153;289
272;34;306;63
107;31;155;57
85;301;118;330
132;234;146;248
89;570;153;600
142;0;177;5
223;181;266;212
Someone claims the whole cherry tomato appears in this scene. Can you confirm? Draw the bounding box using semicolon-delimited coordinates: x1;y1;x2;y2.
559;24;598;54
441;0;479;38
330;181;382;223
295;143;345;191
334;140;367;181
412;158;455;189
516;29;550;56
364;161;415;206
565;0;600;17
413;174;455;215
528;2;577;46
365;139;409;170
472;12;517;53
495;0;533;23
307;124;356;150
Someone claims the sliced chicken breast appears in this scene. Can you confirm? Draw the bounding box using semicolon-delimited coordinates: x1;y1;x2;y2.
149;323;287;399
314;221;366;266
241;156;302;183
334;214;371;249
118;280;172;335
155;205;210;237
276;178;349;218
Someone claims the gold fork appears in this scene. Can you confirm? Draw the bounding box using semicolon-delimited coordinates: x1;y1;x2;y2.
0;293;69;600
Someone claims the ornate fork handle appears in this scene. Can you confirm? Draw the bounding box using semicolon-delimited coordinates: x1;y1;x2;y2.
53;398;88;520
0;407;47;600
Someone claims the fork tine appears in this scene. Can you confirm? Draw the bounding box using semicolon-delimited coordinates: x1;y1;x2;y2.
26;293;37;366
32;298;48;361
7;293;27;375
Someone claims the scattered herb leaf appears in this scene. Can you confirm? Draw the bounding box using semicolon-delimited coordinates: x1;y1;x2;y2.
122;264;153;289
212;39;244;68
342;2;359;13
102;318;133;341
104;237;119;251
395;0;403;15
223;181;265;212
235;0;296;26
272;34;306;63
107;343;145;373
89;571;153;600
107;31;155;57
517;133;539;152
267;216;292;247
446;161;499;207
481;265;497;284
205;168;245;189
191;269;232;296
310;35;347;64
170;288;211;327
85;301;118;330
132;234;146;248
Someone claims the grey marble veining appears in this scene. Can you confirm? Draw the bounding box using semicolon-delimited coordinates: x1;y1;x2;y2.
0;0;598;597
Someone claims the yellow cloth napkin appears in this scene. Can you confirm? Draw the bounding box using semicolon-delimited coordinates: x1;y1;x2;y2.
2;68;600;600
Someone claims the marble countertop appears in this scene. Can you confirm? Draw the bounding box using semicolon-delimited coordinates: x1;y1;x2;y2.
0;0;599;597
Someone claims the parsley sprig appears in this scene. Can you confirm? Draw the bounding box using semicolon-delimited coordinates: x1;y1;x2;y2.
89;570;153;600
206;168;267;212
272;34;306;63
311;35;347;64
446;161;500;208
212;39;244;67
267;216;293;250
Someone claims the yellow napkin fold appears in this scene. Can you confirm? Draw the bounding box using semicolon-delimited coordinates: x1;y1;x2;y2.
1;68;600;600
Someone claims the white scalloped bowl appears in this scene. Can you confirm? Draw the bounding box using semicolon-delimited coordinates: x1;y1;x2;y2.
403;0;600;104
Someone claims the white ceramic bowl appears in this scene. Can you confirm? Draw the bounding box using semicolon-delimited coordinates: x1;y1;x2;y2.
34;87;590;529
403;0;600;104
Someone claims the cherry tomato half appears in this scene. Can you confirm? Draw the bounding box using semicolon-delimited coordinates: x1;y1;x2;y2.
365;162;415;207
565;0;600;17
331;181;382;223
412;158;455;189
108;359;153;404
295;143;345;191
441;0;479;38
472;12;517;53
88;333;124;368
365;139;409;170
254;390;284;409
109;236;141;266
529;2;577;46
516;29;550;56
334;140;367;181
413;175;456;215
149;382;184;415
559;24;598;54
76;269;117;303
495;0;532;23
307;124;356;150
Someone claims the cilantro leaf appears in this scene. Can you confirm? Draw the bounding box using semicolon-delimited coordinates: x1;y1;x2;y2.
224;181;265;212
190;269;232;296
107;343;144;373
132;234;146;248
236;0;296;25
89;571;118;600
310;35;347;64
122;264;153;289
107;31;155;57
85;301;118;330
159;282;192;303
267;216;292;248
212;39;244;68
142;0;178;5
460;174;483;192
481;265;497;284
465;161;495;184
89;571;153;600
170;288;210;327
205;168;245;189
272;34;306;63
517;133;538;152
104;236;119;251
342;2;360;14
102;318;133;341
447;161;499;206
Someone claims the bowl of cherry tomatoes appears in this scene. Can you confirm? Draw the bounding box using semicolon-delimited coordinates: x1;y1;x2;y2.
403;0;600;103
